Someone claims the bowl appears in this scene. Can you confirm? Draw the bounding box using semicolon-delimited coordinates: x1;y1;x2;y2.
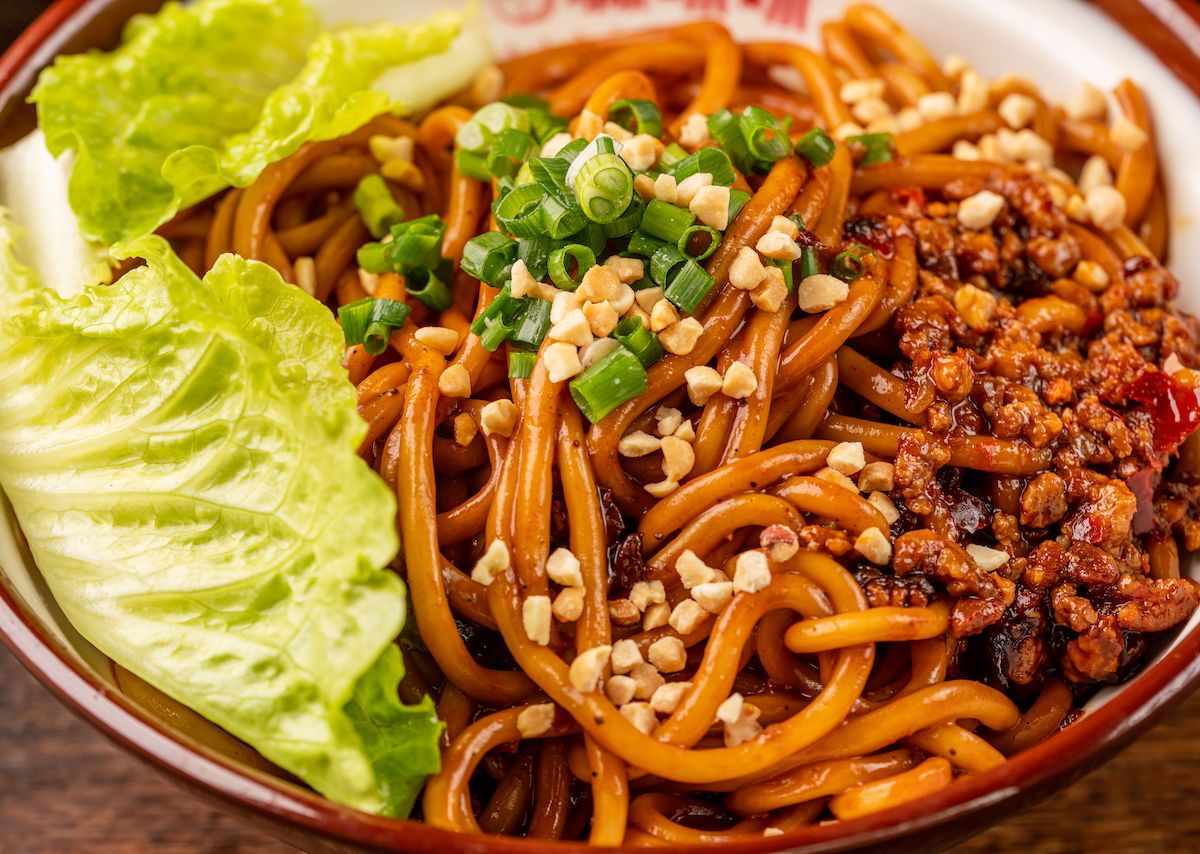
2;0;1200;851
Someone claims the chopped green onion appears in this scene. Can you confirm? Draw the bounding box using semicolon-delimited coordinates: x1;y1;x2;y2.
669;147;736;187
832;244;875;282
356;242;390;274
641;199;696;244
613;316;664;368
789;214;806;231
548;244;596;291
529;110;569;145
594;136;618;155
405;267;453;312
728;189;751;224
658;143;689;170
847;132;894;166
503;93;550;111
739;106;793;166
795;128;837;168
478;315;515;350
529;156;571;195
626;230;668;258
539;194;588;240
769;257;795;292
510;298;553;349
494;183;547;238
677;225;721;261
518;236;557;281
601;200;645;238
487;128;536;178
509;349;537;378
470;285;519;336
569;344;648;422
650;244;687;287
339;297;412;356
707;108;756;174
608;98;664;138
462;232;519;286
338;298;374;348
572;221;608;255
353;175;405;238
556;137;589;163
573;152;634;224
389;215;445;270
799;244;821;280
454;148;493;181
664;259;714;313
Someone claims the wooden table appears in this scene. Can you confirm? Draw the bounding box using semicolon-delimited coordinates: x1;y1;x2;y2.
2;647;1198;853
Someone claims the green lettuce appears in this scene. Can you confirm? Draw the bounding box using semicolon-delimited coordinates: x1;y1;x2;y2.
0;234;441;813
30;0;461;246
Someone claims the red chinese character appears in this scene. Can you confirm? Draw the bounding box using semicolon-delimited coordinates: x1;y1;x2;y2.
574;0;647;8
490;0;555;25
685;0;727;15
763;0;810;29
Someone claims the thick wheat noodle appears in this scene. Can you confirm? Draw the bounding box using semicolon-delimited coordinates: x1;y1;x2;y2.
813;145;853;243
1142;180;1169;259
646;494;804;581
1148;536;1181;579
527;739;571;838
729;85;816;124
203;188;242;269
907;722;1007;772
829;756;953;819
1069;223;1126;282
721;290;795;464
837;345;930;422
893;111;1003;155
844;3;949;90
771;357;838;442
775;275;884;392
668;22;742;135
510;351;561;595
817;414;1053;474
1057;117;1122;165
549;43;700;117
629;793;824;842
276;199;357;257
436;403;506;545
726;749;917;813
856;231;917;334
785;601;951;653
821;20;876;79
582;71;659;125
397;344;533;703
852;154;1010;194
743;42;851;128
989;678;1074;755
478;751;533;835
1114;79;1157;226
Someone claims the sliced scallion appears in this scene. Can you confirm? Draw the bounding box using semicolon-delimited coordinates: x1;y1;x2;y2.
462;232;519;286
677;225;721;261
707;108;755;174
831;244;875;282
739;106;792;166
568;344;648;422
658;142;689;170
847;132;894;166
548;244;596;291
664;259;714;313
613;316;664;368
508;349;537;378
608;98;664;138
650;244;687;287
641;199;696;245
453;149;491;180
573;152;634;224
626;230;668;258
728;189;751;224
509;298;553;349
404;267;453;312
353;175;405;238
494;183;547;238
795;128;837;168
669;147;736;187
338;298;374;348
799;244;820;280
487;128;536;178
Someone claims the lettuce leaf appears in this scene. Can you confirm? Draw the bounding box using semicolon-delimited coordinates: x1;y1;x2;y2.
0;236;440;813
30;0;461;246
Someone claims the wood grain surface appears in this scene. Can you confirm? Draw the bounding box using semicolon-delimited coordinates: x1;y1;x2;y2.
1;2;1200;853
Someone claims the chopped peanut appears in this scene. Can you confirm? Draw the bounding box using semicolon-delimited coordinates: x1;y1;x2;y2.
604;255;645;284
630;580;667;611
654;173;679;204
438;364;471;398
867;491;901;525
610;638;644;675
998;93;1037;129
452;412;478;447
644;479;679;498
691;580;734;614
852;96;891;124
578;265;623;302
815;466;858;492
541;132;573;158
620;134;660;170
826;441;866;475
796;274;849;312
1085;185;1126;231
967;544;1010;571
577;109;603;140
480;399;518;438
676;172;714;207
516;703;556;738
722;361;758;399
954;284;997;331
958;71;990;114
676;550;717;589
583;300;619;337
760;525;799;562
551;290;584;323
1078;155;1113;194
659;318;703;355
952;140;981;161
917;91;956;121
896;106;923;132
544;342;584;382
618;430;661;458
660;435;695;481
674;419;696;442
1012;129;1054;167
509;259;539;298
729;246;768;291
943;54;969;78
769;214;800;239
669;599;710;634
630;661;665;700
1073;260;1110;292
1110;117;1148;152
649;681;691;714
553;587;585;622
756;230;802;261
293;256;317;296
716;693;744;725
471;539;510;586
580;337;621;369
958;190;1005;230
643;602;671;631
568;645;611;693
689;185;730;230
684;365;724;405
655;406;683;436
854;528;893;565
723;702;762;747
546;548;583;587
606;674;637;705
634;173;656;201
415;325;459;355
833;121;865;141
635;285;665;313
523;595;552;645
733;551;772;594
840;78;885;103
1066;82;1107;121
648;637;687;672
858;461;895;492
381;159;424;191
649;298;681;332
611;284;636;315
603;120;633;142
678;113;710;148
620;702;658;734
608;598;641;627
548;308;594;347
369;134;414;165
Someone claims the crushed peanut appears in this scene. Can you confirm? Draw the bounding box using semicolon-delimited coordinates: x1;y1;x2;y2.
723;702;762;747
676;550;717;589
722;361;758;399
610;638;644;675
648;636;687;673
644;479;680;498
655;406;683;436
730;246;769;291
750;267;788;312
654;173;679;204
568;645;611;693
551;290;584;323
998;93;1037;129
480;399;518;438
796;273;849;312
1078;154;1113;194
659;318;703;355
957;190;1005;230
690;185;731;230
548;308;594;347
967;544;1010;571
583;300;619;337
649;298;681;332
917;91;956;121
649;681;691;714
715;692;744;725
760;525;799;563
867;491;901;525
957;71;990;115
669;599;710;634
833;121;865;141
516;703;556;738
576;109;604;140
618;430;661;458
604;255;645;284
609;598;641;626
471;539;510;586
580;337;621;369
509;259;540;298
546;548;583;587
1110;117;1148;152
839;78;885;103
676;172;714;207
620;134;659;170
858;461;895;492
605;674;637;705
756;230;802;261
660;435;696;481
643;601;671;631
852;96;891;125
619;702;658;734
769;214;800;239
732;551;772;594
1073;259;1110;292
438;364;471;398
415;325;459;355
673;419;696;442
523;595;552;645
684;365;724;405
691;580;734;614
679;113;711;149
630;580;667;611
634;173;656;201
826;441;866;475
635;286;665;313
553;587;585;622
452;412;478;447
815;466;859;492
1085;185;1127;231
541;132;573;158
953;283;998;331
544;341;584;383
578;265;623;302
630;661;665;700
1066;82;1107;121
952;139;981;161
854;527;893;565
369;134;414;165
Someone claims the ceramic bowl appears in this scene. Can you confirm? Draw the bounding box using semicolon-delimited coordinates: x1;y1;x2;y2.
2;1;1200;851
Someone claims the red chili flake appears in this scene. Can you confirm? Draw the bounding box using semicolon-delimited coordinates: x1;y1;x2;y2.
1125;368;1200;455
843;216;895;259
1068;512;1108;544
1126;468;1157;535
890;184;926;216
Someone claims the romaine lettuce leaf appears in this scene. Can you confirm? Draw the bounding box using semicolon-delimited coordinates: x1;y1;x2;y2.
0;235;440;813
30;0;461;246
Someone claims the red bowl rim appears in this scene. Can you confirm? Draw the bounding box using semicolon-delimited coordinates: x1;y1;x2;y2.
3;1;1200;851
